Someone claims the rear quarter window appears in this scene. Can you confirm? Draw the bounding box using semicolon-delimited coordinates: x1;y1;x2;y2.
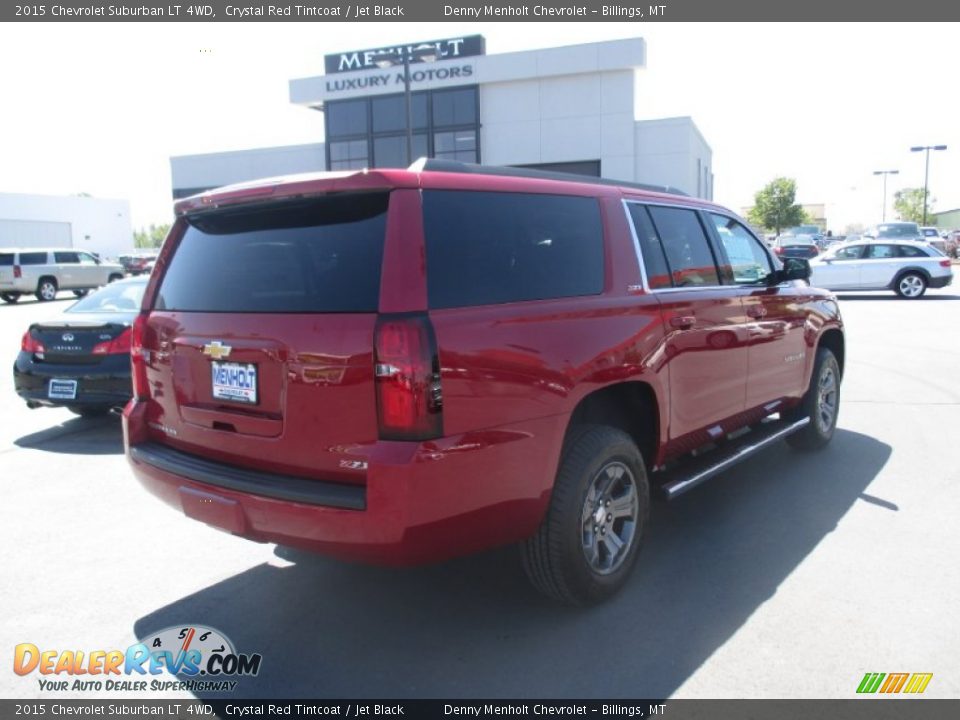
19;252;48;265
0;253;13;266
423;190;604;309
155;193;389;313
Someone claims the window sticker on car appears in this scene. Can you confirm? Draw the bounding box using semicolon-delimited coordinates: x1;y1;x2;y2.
211;362;258;404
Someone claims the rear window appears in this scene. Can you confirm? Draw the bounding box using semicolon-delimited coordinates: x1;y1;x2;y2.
0;253;13;266
423;190;604;309
898;245;930;258
20;252;48;265
155;193;389;313
876;224;919;238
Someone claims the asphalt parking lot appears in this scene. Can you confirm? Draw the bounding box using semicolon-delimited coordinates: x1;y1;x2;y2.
1;287;958;700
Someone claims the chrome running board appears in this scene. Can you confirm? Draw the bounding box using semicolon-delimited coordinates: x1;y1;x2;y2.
659;417;810;500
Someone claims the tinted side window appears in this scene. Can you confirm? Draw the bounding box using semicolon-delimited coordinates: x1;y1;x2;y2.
866;244;897;259
626;204;671;289
709;213;772;283
898;245;929;258
423;191;604;309
20;252;48;265
647;206;720;287
54;252;80;264
156;193;389;313
833;246;865;260
0;253;13;266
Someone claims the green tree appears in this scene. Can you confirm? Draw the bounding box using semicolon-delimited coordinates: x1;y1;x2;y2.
893;188;932;224
133;223;171;249
747;177;807;236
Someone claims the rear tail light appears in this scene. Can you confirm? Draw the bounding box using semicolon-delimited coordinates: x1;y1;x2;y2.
21;330;44;355
940;259;951;268
130;313;150;400
774;247;784;255
13;265;22;279
374;314;443;441
92;327;132;355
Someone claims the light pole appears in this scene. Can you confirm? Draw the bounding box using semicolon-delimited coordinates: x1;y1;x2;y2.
910;144;947;225
374;45;438;166
872;169;899;222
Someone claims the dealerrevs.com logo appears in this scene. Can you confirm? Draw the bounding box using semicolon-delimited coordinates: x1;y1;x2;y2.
13;625;262;693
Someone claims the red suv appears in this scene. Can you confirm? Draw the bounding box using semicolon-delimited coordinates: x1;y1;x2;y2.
124;161;844;605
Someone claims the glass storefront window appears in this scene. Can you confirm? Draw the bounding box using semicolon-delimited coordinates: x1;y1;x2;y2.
373;134;429;168
432;88;476;127
326;85;479;169
326;100;368;138
372;93;428;133
434;130;477;162
329;139;368;170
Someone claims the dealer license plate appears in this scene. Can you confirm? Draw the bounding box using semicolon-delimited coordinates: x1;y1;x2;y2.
211;361;258;404
48;378;78;400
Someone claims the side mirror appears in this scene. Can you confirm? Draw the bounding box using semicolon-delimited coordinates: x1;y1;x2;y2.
772;257;811;284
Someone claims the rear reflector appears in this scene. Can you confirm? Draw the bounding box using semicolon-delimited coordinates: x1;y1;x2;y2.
130;314;149;400
92;327;132;355
374;314;443;441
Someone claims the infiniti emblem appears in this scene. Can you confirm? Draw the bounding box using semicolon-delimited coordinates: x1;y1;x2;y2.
62;333;74;342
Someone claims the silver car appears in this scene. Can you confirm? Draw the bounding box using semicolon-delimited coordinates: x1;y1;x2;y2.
808;239;953;298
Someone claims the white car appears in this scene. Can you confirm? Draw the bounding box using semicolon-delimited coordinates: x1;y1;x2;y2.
809;239;953;299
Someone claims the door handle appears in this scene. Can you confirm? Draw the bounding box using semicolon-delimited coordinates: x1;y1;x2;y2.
746;305;768;319
669;315;696;329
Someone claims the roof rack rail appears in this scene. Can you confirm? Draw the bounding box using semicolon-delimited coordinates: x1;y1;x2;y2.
408;158;689;197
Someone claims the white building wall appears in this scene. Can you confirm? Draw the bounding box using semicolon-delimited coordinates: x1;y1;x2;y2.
634;117;713;198
0;193;132;259
171;143;326;196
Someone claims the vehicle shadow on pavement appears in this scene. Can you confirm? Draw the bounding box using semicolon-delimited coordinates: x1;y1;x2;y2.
14;415;123;455
134;429;890;699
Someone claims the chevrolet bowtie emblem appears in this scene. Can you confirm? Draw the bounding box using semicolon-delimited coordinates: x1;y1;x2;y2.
202;341;232;360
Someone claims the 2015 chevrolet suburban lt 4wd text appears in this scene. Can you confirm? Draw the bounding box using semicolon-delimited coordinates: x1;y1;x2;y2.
124;160;844;605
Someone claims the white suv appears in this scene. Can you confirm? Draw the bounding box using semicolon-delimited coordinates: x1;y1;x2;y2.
0;248;124;303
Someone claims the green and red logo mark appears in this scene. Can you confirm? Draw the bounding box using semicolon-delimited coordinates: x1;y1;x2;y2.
857;672;933;694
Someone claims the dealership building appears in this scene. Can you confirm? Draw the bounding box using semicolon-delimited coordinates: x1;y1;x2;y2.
171;36;713;200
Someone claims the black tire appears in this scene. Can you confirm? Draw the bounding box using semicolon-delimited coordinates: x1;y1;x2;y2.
785;347;840;451
67;405;112;418
895;272;927;299
0;292;19;304
73;289;89;298
35;277;58;302
108;274;123;283
522;425;650;606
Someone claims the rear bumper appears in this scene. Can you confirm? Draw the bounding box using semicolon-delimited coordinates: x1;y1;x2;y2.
929;274;953;289
124;400;564;565
14;353;132;408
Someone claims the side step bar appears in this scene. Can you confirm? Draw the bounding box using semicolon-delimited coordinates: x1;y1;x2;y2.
659;417;810;500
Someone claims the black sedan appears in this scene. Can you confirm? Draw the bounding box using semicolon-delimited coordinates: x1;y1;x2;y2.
773;235;820;260
14;276;148;417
